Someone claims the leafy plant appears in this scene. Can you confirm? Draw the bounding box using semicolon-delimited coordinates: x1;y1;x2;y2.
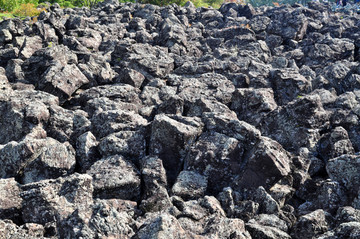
0;0;18;11
13;3;42;17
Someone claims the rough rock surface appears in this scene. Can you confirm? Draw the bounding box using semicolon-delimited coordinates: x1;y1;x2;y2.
1;0;360;237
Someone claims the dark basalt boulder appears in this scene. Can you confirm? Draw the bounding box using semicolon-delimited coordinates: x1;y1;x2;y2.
1;0;360;238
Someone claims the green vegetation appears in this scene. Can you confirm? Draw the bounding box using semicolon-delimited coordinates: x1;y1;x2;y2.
0;0;331;21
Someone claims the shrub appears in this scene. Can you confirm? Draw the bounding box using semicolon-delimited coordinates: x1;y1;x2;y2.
0;0;18;11
13;3;42;17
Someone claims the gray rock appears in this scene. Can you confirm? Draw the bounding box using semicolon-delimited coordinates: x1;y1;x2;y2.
168;73;235;105
39;63;89;103
336;207;360;224
86;155;141;200
326;154;360;191
5;59;25;82
0;137;76;184
91;109;148;138
140;156;172;213
134;213;190;239
76;131;99;172
231;88;277;125
333;222;360;239
172;170;208;200
78;83;142;116
23;45;78;84
236;137;291;190
271;69;312;105
317;126;355;162
19;36;43;59
21;173;93;225
0;178;22;223
185;131;245;194
112;42;174;79
260;94;329;152
98;129;146;160
0;47;19;67
246;222;291;239
254;186;280;215
291;209;333;239
47;105;91;144
59;199;137;239
115;68;145;88
150;114;203;184
0;220;46;239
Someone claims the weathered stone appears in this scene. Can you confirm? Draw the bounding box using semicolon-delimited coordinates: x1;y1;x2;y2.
58;199;137;238
0;137;76;184
326;154;360;192
0;47;19;67
291;209;333;239
76;131;99;172
150;114;203;184
140;156;172;213
86;155;141;200
231;88;277;125
47;105;91;144
0;220;46;239
236;137;291;190
112;42;174;79
134;213;190;239
246;222;291;239
19;36;43;59
260;94;329;152
91;109;148;138
336;207;360;224
318;126;354;162
0;178;22;223
185;131;244;194
169;73;235;105
98;129;146;160
78;83;142;115
21;173;93;225
39;63;89;103
271;69;312;105
172;170;208;200
115;68;145;88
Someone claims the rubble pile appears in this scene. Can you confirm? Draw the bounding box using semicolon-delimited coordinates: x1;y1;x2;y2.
1;0;360;238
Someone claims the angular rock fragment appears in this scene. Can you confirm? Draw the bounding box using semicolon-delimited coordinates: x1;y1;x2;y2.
19;36;43;59
39;63;89;103
236;137;291;190
260;94;329;152
98;129;146;160
0;178;22;223
271;69;312;105
91;109;148;138
172;170;208;200
134;213;190;239
86;155;141;200
150;114;203;184
76;131;99;172
21;173;93;225
0;137;76;184
317;126;354;162
0;219;46;239
185;132;244;194
291;209;333;239
59;199;137;238
231;88;277;125
47;105;91;144
140;156;171;213
326;154;360;191
78;83;142;115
